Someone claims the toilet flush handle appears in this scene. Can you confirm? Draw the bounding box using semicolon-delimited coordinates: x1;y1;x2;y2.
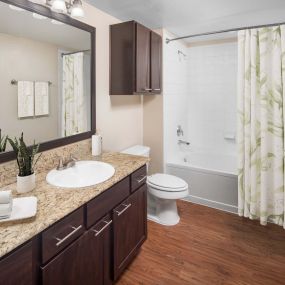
137;175;147;184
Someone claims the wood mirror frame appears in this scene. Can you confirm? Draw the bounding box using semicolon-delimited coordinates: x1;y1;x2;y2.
0;0;96;163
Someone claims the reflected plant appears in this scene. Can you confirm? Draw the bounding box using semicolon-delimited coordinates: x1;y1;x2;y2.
8;132;42;177
0;129;8;153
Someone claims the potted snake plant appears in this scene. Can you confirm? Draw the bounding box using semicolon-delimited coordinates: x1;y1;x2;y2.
0;129;8;153
8;133;42;193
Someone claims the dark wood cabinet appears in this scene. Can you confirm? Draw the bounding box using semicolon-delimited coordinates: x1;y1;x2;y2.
0;166;147;285
42;233;93;285
150;31;162;93
0;240;37;285
88;214;113;285
110;21;162;95
113;184;147;280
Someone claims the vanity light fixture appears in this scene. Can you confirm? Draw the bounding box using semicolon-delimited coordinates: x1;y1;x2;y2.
26;0;85;19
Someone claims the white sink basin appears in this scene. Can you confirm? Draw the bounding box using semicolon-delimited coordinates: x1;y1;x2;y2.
46;161;115;188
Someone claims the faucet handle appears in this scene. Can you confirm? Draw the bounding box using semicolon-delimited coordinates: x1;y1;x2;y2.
57;157;64;170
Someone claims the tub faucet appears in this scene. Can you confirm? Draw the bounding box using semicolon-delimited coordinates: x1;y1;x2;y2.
178;140;190;146
177;125;184;137
57;155;77;170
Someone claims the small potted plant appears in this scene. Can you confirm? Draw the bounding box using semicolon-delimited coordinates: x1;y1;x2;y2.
8;133;42;193
0;129;8;153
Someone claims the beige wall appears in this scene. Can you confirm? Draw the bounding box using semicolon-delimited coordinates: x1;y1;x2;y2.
0;33;59;147
143;95;164;174
82;2;143;152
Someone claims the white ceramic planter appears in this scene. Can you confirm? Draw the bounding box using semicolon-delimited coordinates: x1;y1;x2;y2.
17;173;36;194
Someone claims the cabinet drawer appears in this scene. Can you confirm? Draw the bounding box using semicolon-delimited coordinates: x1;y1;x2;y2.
41;207;84;264
86;177;130;228
131;165;147;192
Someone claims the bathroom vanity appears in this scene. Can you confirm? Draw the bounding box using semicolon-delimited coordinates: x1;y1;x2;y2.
0;153;148;285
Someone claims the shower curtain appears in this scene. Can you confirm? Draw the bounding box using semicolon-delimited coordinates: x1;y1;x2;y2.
237;25;285;228
62;52;87;136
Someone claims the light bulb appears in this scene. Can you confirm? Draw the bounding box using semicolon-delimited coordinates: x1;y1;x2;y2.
51;0;66;13
71;0;84;18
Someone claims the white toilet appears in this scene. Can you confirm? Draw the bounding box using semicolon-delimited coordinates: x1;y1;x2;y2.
121;145;189;226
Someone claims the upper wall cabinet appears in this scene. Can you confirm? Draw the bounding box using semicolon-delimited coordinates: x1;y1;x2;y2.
110;21;162;95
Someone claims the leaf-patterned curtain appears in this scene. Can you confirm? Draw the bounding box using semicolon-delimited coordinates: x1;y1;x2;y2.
62;52;87;136
237;26;285;228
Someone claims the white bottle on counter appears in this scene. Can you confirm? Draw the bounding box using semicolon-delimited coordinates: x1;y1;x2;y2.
92;133;102;156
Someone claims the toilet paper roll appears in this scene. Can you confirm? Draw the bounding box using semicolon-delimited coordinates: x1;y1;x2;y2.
92;134;102;156
0;190;12;204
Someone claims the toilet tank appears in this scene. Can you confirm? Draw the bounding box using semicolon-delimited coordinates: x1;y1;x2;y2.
121;145;150;171
121;145;150;157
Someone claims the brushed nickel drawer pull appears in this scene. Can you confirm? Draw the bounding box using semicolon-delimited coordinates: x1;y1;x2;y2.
115;203;132;216
153;88;161;91
55;225;83;247
143;88;152;91
92;220;112;237
137;175;147;184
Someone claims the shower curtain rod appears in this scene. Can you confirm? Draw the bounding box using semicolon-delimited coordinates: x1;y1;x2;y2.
61;49;90;56
165;20;285;44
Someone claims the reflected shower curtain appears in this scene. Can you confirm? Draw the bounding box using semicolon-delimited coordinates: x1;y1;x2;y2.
237;26;285;228
62;52;87;136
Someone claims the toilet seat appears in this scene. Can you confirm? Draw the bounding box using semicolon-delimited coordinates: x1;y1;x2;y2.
147;173;188;192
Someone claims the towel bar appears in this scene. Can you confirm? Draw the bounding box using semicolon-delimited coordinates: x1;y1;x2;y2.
11;79;52;86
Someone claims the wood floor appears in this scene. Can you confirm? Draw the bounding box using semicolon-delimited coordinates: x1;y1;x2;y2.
116;201;285;285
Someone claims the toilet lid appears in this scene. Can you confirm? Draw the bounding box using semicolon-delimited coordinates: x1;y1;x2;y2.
147;174;188;192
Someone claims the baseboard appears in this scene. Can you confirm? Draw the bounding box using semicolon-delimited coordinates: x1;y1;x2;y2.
182;195;238;214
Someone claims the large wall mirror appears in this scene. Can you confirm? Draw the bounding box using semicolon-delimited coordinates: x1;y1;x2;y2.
0;0;95;162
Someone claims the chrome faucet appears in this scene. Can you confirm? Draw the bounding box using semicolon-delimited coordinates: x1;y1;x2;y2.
57;155;77;171
178;139;190;146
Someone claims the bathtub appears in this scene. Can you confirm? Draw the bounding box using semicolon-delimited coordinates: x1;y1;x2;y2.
166;152;238;213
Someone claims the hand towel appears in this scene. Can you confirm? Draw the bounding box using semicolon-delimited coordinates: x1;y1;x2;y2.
0;190;12;204
18;81;34;118
35;81;49;116
0;191;13;218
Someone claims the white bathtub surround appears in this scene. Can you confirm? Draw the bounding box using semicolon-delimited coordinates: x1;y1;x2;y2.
166;152;238;213
237;26;285;228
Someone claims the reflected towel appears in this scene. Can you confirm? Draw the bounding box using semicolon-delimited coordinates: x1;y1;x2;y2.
18;81;34;118
35;81;49;116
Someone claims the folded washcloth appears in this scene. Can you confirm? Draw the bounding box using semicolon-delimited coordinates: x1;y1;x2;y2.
0;191;13;218
0;190;12;204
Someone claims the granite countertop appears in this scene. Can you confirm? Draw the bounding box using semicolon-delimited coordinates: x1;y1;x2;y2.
0;152;149;259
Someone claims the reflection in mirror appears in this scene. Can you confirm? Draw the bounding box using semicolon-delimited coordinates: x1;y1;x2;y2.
0;1;92;152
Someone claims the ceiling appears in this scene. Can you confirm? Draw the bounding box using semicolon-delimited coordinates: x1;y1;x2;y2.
0;1;90;50
88;0;285;41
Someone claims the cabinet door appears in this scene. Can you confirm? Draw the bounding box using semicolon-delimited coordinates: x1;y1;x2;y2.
88;214;113;285
42;233;93;285
113;184;147;280
136;23;151;93
0;240;36;285
150;31;162;94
